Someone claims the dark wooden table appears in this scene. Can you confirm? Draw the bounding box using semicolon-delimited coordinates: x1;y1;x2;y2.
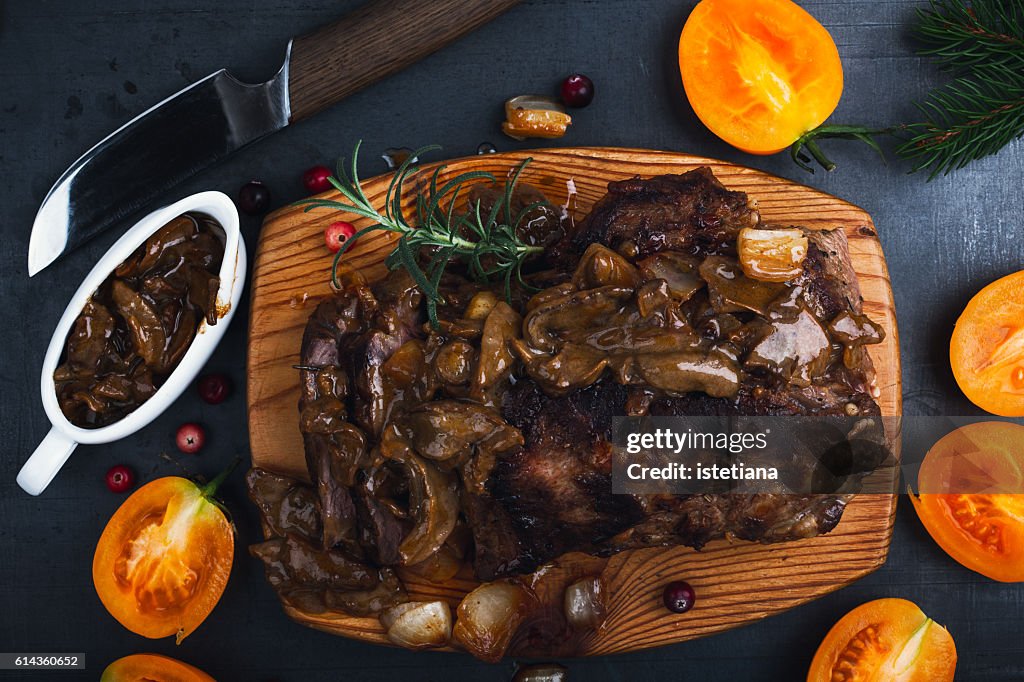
2;1;1022;680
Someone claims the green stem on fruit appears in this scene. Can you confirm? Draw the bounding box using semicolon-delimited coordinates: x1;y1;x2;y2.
200;456;242;499
789;124;892;173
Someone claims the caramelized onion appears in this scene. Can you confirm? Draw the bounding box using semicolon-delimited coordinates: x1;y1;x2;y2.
453;581;535;662
737;227;807;282
380;600;453;650
563;576;607;631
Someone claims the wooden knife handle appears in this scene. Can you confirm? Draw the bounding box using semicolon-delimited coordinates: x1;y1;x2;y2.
288;0;522;122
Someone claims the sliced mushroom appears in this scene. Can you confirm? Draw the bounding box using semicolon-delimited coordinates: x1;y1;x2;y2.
400;400;523;494
472;301;522;403
746;307;832;386
246;467;323;542
62;300;115;372
512;340;609;395
572;243;641;290
638;251;705;301
381;600;453;650
635;349;740;397
524;286;634;354
699;256;786;316
377;428;460;566
322;568;407;617
110;279;167;367
249;533;380;593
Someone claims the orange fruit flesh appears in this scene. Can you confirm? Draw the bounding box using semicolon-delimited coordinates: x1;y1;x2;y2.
679;0;844;154
911;421;1024;583
807;598;956;682
950;271;1024;416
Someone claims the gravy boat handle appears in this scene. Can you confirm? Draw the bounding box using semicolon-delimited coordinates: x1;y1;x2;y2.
18;428;78;496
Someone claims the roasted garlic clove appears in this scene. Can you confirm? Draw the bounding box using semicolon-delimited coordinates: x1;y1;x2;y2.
502;95;572;140
737;227;808;282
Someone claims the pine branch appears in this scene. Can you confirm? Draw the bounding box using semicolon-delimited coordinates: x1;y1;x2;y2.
915;0;1024;70
897;1;1024;178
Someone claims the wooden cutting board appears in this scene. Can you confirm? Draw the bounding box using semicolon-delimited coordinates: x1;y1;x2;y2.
247;147;901;657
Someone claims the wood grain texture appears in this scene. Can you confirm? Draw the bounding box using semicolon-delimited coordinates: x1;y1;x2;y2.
247;147;901;657
288;0;521;122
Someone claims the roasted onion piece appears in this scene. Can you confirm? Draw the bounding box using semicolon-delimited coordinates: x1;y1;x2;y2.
453;580;535;662
380;600;453;650
737;227;808;282
563;576;607;631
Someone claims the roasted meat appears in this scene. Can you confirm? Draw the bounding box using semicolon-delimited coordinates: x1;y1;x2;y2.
250;166;886;614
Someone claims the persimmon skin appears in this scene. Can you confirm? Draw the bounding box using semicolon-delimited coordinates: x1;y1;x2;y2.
807;598;956;682
911;421;1024;583
101;654;215;682
93;477;234;642
950;271;1024;416
679;0;844;155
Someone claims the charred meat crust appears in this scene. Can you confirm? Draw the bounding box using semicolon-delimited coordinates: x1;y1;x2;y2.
563;168;760;260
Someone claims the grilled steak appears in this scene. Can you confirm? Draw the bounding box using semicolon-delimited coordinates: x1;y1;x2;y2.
250;166;886;609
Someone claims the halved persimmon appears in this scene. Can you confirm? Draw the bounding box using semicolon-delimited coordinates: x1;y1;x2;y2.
951;271;1024;416
93;469;235;643
808;598;956;682
101;654;215;682
679;0;843;155
910;421;1024;582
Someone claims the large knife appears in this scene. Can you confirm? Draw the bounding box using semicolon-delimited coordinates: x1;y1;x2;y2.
28;0;521;276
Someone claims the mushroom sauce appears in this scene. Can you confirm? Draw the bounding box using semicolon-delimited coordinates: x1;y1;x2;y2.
54;213;224;428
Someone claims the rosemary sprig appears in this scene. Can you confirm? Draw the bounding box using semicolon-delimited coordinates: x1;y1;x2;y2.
294;142;545;328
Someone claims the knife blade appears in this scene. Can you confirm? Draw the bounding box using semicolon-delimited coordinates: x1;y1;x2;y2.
28;0;521;276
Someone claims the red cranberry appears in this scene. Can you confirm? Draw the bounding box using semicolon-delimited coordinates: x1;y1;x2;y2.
237;181;270;215
560;74;595;108
197;373;231;405
302;165;333;194
663;580;696;614
105;465;135;493
176;423;206;454
325;221;357;253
